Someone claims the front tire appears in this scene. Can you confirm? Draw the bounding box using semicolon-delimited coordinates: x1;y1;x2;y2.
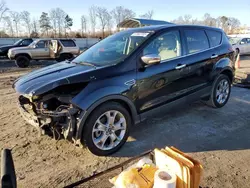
206;74;231;108
82;102;131;156
15;56;30;68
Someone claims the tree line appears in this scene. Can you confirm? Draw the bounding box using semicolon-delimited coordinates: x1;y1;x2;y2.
0;0;244;39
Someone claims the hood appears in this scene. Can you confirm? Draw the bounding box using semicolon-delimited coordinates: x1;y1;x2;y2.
0;44;18;50
10;46;31;51
14;61;97;96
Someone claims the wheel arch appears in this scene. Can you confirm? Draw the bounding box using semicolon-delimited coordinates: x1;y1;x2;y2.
15;53;31;60
212;57;235;82
75;95;140;141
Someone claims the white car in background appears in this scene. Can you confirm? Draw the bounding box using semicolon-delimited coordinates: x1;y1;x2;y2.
229;37;250;55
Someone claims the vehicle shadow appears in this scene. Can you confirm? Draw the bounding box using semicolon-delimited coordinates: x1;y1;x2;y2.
112;87;250;157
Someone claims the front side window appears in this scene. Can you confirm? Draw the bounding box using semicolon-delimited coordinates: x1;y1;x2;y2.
36;40;47;48
184;30;209;54
72;30;153;66
143;30;181;61
241;38;247;44
206;30;222;47
246;38;250;44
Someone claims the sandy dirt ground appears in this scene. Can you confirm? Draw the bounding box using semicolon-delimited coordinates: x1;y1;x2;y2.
0;59;250;188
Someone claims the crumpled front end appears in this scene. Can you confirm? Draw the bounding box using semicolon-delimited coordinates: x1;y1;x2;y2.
17;92;83;142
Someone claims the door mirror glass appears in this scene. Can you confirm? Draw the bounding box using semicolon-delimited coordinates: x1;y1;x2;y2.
141;54;161;65
240;41;245;45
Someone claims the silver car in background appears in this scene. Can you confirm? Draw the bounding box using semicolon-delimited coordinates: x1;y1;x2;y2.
229;37;250;55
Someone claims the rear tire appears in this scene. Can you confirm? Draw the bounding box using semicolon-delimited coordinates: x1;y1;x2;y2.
82;102;131;156
15;56;30;68
205;74;231;108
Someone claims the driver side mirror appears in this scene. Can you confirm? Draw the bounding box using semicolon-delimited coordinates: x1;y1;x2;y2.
240;41;245;45
141;54;161;66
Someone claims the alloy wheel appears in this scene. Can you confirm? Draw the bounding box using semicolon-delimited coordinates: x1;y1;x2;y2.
216;79;230;104
92;110;127;151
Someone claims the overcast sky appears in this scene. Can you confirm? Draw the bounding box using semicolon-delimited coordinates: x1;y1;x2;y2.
5;0;250;30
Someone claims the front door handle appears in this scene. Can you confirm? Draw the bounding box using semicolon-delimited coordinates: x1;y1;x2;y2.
211;54;218;59
175;64;186;70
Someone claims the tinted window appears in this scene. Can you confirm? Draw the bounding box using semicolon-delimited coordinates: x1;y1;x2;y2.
143;30;181;61
206;30;222;47
21;40;30;46
246;38;250;44
60;40;76;47
184;30;209;54
241;38;247;44
36;40;48;48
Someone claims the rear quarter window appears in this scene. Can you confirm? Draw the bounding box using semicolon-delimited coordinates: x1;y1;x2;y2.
60;40;76;47
184;30;209;54
206;30;222;47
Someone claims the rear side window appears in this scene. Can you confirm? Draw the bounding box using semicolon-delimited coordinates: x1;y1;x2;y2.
206;30;222;47
60;40;76;47
184;30;209;54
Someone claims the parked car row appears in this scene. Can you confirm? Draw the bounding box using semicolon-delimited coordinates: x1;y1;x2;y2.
0;38;80;67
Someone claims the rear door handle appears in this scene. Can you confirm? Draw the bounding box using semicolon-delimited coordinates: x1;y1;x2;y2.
175;64;186;70
211;54;218;59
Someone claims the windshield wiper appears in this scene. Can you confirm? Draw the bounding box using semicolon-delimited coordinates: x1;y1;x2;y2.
74;61;97;68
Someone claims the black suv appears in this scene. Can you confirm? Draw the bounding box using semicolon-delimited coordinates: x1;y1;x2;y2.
14;25;235;156
0;38;33;57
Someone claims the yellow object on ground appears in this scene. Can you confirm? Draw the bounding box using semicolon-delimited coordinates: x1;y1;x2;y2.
110;164;158;188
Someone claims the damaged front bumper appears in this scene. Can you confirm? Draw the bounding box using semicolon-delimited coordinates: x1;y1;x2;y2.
18;95;82;142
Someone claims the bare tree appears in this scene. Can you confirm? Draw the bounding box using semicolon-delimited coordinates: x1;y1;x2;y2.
96;7;111;38
171;16;184;24
49;8;66;37
228;17;241;34
203;13;216;26
183;14;192;24
3;16;14;36
106;11;113;35
111;6;135;27
0;0;8;23
32;18;39;33
20;11;31;35
89;5;97;34
81;15;87;37
9;11;20;37
140;10;154;19
50;9;58;37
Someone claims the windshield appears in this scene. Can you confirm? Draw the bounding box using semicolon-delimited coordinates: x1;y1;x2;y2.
229;37;241;45
29;40;38;47
72;30;153;66
13;39;22;45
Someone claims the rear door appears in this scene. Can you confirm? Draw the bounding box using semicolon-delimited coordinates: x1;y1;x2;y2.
180;28;222;91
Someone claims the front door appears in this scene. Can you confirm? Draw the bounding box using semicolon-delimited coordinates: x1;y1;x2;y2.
31;40;50;58
136;30;191;113
49;40;58;58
